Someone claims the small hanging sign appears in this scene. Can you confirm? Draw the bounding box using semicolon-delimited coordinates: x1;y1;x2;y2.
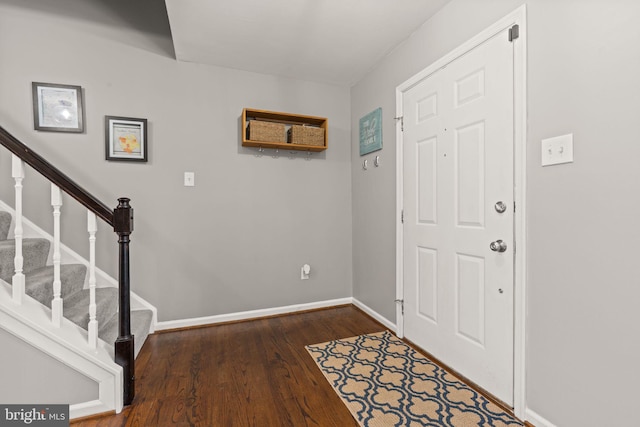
359;107;382;156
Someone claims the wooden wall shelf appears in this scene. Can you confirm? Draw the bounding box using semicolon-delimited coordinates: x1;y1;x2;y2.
242;108;328;152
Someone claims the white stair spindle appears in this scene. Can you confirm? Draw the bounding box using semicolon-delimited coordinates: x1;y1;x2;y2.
51;184;63;326
87;211;98;349
11;155;25;304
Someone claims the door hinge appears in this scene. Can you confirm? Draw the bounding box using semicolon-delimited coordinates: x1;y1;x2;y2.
395;116;404;131
401;209;404;223
509;24;520;42
395;299;404;315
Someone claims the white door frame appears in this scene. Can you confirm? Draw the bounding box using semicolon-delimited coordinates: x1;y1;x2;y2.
395;5;527;419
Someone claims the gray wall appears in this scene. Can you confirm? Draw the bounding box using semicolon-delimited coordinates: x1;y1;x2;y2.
0;0;352;323
0;328;98;404
351;0;640;425
4;0;639;424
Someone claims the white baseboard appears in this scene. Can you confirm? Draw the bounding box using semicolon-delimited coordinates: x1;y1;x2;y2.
155;297;353;331
352;298;396;331
525;408;558;427
70;400;113;419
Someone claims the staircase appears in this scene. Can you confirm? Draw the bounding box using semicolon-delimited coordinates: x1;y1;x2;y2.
0;210;153;357
0;125;156;419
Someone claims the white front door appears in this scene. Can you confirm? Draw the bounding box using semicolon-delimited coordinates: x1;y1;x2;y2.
402;29;515;404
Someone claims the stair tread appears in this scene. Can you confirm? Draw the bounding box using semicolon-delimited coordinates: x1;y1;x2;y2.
64;287;119;331
0;211;10;241
24;264;87;305
100;309;154;357
0;238;51;282
0;211;154;363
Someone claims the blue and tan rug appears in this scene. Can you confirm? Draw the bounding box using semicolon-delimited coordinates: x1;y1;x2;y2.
306;330;522;427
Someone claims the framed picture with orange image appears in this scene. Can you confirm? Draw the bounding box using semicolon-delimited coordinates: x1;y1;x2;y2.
105;116;148;162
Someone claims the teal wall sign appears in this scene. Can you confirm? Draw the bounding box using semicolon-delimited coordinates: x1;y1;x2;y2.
359;107;382;156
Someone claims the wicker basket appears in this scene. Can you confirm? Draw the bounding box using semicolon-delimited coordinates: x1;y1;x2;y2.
247;120;286;143
287;125;325;146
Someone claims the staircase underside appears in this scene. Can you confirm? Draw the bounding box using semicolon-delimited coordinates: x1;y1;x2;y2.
0;207;154;415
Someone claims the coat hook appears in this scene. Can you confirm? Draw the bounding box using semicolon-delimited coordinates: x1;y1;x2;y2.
374;155;380;167
363;159;368;170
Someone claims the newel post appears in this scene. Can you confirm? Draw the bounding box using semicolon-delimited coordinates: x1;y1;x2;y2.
113;197;135;405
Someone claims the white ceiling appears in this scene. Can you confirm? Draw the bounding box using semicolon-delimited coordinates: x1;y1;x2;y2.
165;0;451;86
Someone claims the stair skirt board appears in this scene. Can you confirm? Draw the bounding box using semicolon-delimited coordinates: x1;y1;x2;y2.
0;199;158;326
0;283;124;417
0;276;153;356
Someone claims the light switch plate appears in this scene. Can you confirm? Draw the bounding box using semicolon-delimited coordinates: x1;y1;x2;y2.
184;172;195;187
541;134;573;166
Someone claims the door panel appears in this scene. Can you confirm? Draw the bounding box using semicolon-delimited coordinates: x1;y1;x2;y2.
402;30;514;404
456;253;485;346
456;121;485;227
417;246;438;323
417;137;437;224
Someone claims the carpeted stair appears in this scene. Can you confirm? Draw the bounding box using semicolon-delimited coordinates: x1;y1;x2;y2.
0;210;152;357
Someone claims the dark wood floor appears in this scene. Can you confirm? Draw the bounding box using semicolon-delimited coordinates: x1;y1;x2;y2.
72;305;387;427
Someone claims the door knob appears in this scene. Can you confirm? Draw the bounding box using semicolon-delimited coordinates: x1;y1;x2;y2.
490;240;507;252
494;201;507;213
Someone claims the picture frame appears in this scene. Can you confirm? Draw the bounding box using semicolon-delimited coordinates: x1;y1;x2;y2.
32;82;84;133
105;116;148;162
359;107;382;156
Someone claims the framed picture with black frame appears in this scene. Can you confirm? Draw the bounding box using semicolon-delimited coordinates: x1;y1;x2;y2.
105;116;148;162
32;82;84;133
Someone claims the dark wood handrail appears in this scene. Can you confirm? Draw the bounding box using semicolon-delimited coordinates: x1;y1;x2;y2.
0;125;113;225
0;125;136;405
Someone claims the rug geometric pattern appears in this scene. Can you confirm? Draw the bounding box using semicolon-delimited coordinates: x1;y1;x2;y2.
306;331;522;427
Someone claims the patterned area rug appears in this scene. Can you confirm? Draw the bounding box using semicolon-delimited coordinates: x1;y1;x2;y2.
306;331;522;427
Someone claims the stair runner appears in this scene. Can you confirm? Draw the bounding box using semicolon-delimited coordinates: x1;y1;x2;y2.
0;210;152;356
